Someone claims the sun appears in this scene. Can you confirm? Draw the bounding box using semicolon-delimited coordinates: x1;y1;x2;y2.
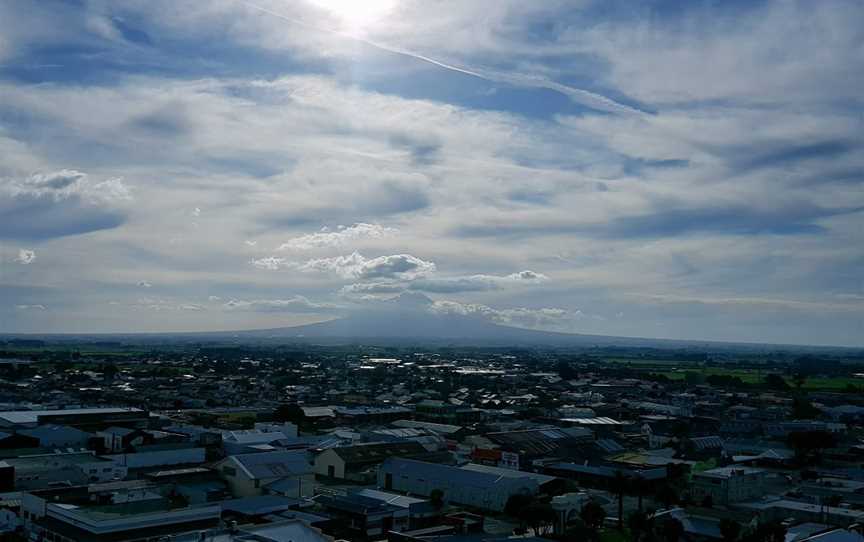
308;0;395;32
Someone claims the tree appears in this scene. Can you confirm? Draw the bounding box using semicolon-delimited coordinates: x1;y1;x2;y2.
742;521;786;542
504;493;534;520
429;489;445;510
521;502;557;537
793;373;807;391
614;472;629;530
557;360;579;381
100;363;119;381
787;430;836;464
565;520;596;542
791;397;820;420
764;374;790;391
273;403;305;424
661;518;684;542
581;501;607;532
655;484;679;509
628;510;655;542
824;495;842;508
719;519;742;542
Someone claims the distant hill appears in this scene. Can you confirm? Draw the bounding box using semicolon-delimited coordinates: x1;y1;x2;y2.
3;293;859;352
227;293;710;348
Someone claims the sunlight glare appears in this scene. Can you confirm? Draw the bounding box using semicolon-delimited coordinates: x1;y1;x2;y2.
309;0;396;32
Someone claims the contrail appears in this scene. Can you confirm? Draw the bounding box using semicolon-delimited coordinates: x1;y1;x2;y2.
240;1;645;116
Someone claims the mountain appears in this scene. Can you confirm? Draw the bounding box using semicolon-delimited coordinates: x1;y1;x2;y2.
6;293;855;352
231;292;651;346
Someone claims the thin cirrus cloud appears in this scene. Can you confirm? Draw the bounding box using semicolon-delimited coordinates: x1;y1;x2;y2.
15;304;47;310
223;296;340;313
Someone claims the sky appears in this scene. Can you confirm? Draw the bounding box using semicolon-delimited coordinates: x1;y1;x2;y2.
0;0;862;346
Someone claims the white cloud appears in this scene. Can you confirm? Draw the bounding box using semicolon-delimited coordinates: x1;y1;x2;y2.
409;270;547;293
428;300;578;330
1;170;132;240
14;249;36;265
131;297;206;312
223;296;339;313
340;269;548;295
1;1;861;344
278;223;397;251
137;280;153;288
356;253;436;280
15;304;46;310
250;256;288;270
253;251;436;280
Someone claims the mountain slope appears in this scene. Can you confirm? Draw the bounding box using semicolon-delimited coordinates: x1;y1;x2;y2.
233;293;619;345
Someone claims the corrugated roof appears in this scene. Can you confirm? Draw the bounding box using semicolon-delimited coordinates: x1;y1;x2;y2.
229;450;310;479
0;408;145;425
329;441;428;465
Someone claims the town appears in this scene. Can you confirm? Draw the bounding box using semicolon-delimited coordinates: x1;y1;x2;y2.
0;340;861;542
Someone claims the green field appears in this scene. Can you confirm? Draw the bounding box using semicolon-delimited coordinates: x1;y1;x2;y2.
653;367;862;391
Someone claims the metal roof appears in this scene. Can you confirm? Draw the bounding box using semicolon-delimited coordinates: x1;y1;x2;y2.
0;408;145;425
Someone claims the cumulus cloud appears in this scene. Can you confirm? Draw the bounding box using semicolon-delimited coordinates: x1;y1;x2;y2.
252;252;436;280
250;256;288;270
356;253;437;280
428;300;579;329
223;296;339;313
278;223;397;251
14;249;36;265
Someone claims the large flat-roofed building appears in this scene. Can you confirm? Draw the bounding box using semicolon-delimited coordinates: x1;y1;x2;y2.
21;491;221;542
378;458;539;513
0;408;149;431
2;451;127;491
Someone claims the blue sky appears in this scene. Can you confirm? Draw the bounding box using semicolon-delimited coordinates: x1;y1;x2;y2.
1;0;862;346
